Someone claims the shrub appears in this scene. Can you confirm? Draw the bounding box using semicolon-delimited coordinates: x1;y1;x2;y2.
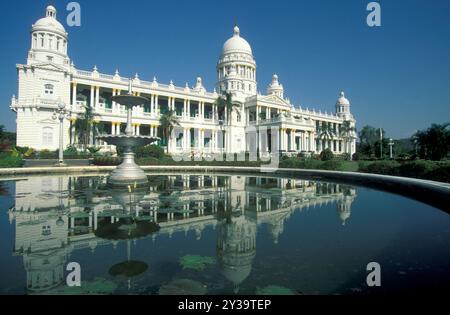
87;147;101;156
425;163;450;182
0;153;23;168
398;160;439;179
39;149;57;159
339;153;351;161
135;145;165;159
358;160;400;175
64;145;78;156
319;148;334;161
93;156;121;166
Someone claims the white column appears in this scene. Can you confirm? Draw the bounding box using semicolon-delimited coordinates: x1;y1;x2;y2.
112;89;117;113
187;100;191;118
116;123;121;135
256;106;260;122
154;95;159;116
199;129;204;150
136;124;140;136
284;129;288;151
150;95;155;116
183;100;187;119
267;107;271;120
290;130;295;151
95;86;100;109
72;83;77;107
90;85;94;108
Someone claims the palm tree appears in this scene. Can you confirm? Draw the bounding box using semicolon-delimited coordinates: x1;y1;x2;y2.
215;92;242;125
159;109;180;153
318;122;335;152
339;120;356;158
74;103;100;152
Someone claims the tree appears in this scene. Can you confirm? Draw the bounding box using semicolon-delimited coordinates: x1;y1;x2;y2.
320;148;334;161
74;103;100;152
339;121;356;159
318;122;335;152
358;125;385;157
413;123;450;160
159;109;180;153
215;92;242;125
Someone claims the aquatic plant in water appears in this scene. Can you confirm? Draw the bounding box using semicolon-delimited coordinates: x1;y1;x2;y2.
159;279;207;295
56;278;118;295
179;255;216;271
256;285;295;295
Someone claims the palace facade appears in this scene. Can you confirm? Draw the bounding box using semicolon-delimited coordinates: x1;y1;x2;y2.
11;5;356;156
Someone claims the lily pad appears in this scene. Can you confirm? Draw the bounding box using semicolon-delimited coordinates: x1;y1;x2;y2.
179;255;216;271
256;285;295;295
159;279;207;295
109;260;148;278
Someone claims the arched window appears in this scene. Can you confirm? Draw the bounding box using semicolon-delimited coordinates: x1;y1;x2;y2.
44;84;54;95
42;127;53;146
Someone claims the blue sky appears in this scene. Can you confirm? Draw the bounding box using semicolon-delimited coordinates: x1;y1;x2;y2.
1;0;449;138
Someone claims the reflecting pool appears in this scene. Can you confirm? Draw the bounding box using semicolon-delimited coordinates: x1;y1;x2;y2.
0;173;449;295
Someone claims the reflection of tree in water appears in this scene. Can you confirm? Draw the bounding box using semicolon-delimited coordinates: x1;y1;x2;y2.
0;181;10;196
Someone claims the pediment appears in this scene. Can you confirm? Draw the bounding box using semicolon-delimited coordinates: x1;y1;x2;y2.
258;94;291;107
30;63;68;73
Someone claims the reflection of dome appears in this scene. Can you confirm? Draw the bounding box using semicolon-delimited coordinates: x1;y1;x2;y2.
216;213;256;293
56;217;64;227
222;26;253;55
32;6;67;35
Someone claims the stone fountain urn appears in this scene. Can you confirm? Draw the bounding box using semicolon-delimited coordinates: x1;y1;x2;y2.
98;80;159;185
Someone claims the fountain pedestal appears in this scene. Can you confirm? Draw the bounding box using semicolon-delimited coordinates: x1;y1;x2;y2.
97;81;159;186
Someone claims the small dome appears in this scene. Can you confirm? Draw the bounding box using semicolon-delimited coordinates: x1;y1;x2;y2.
267;74;284;97
222;25;252;55
32;6;66;35
336;91;350;106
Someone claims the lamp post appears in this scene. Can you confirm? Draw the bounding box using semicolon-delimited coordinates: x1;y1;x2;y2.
52;100;71;166
388;138;394;159
379;127;383;159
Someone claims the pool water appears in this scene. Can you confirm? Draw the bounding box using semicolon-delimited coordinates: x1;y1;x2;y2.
0;173;449;295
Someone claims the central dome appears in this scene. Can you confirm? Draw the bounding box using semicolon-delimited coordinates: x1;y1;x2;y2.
222;26;252;55
32;5;67;35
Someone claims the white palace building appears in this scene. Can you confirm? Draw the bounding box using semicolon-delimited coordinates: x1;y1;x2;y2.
11;5;356;157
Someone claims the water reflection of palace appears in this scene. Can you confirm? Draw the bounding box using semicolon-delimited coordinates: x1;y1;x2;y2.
8;174;356;293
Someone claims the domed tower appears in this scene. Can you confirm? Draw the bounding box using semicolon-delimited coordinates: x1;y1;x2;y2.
28;5;70;67
335;91;357;156
335;91;353;121
14;5;72;151
216;26;257;100
267;74;284;98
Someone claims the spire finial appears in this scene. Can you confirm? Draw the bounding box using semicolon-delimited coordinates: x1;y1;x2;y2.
233;25;240;36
